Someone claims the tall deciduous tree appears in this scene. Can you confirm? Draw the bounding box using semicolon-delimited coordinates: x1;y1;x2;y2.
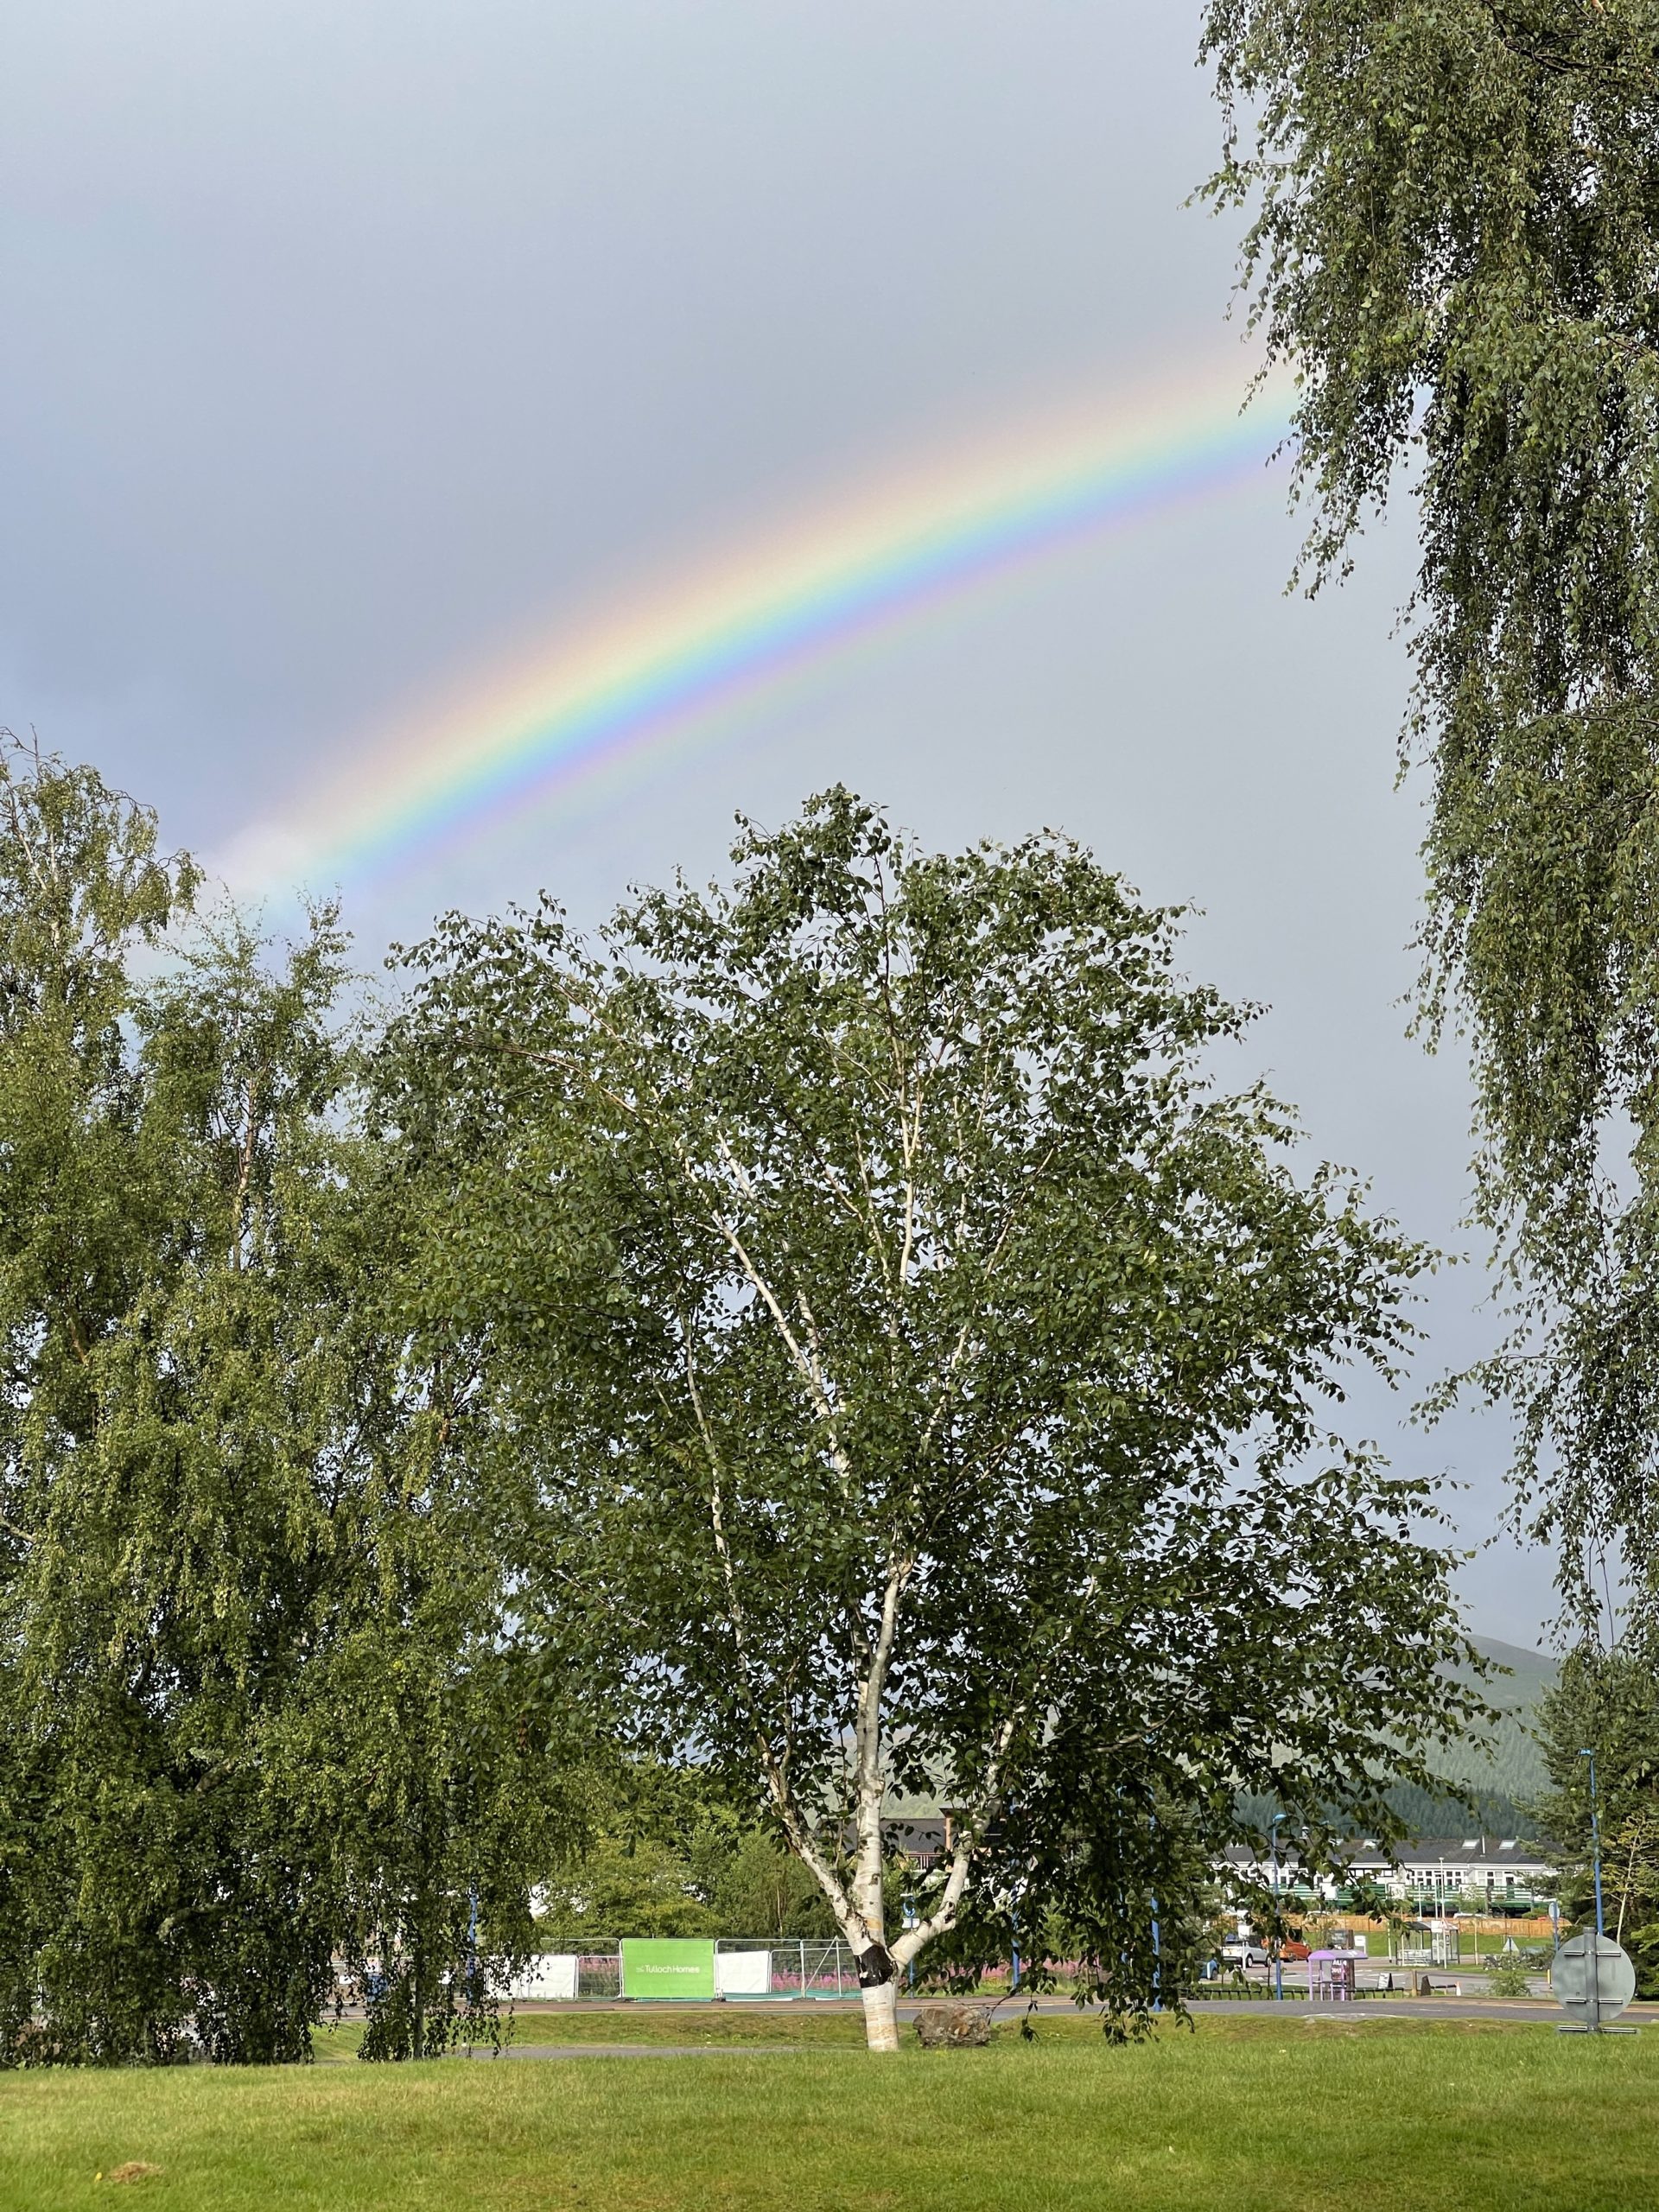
1535;1647;1659;1988
391;791;1484;2049
0;735;202;2060
0;738;569;2064
1200;1;1659;1622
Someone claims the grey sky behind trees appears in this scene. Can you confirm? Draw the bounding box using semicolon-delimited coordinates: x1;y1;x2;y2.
0;3;1553;1641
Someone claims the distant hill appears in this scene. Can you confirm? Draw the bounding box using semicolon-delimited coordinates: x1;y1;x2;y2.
1231;1636;1561;1843
1387;1636;1558;1840
895;1639;1564;1843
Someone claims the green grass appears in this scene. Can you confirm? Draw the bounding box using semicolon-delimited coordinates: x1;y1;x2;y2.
308;2006;874;2059
3;2014;1653;2210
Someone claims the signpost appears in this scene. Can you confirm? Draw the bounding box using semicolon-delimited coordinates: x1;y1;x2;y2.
1581;1749;1607;1936
1553;1932;1639;2036
620;1939;717;2001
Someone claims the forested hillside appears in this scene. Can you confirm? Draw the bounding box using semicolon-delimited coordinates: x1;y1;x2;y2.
1384;1638;1556;1839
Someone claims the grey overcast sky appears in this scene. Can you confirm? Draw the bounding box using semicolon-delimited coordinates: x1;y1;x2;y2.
0;2;1556;1643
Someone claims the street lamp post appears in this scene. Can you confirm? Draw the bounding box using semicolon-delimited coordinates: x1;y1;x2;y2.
1269;1815;1286;2005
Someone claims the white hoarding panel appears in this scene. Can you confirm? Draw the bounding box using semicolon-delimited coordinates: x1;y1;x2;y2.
511;1954;580;2002
715;1949;772;1996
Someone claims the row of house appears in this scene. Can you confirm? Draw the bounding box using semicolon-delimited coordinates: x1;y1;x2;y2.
1223;1836;1554;1915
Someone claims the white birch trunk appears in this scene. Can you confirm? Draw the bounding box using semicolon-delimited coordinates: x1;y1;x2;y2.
860;1977;899;2052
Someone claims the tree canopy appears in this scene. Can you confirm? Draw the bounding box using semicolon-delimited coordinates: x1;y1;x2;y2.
1201;0;1659;1624
1535;1645;1659;1987
390;789;1486;2047
0;749;1497;2060
0;738;570;2064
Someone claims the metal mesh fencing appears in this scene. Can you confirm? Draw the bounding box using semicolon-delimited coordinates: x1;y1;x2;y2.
725;1939;856;1999
514;1937;862;2002
575;1951;622;2000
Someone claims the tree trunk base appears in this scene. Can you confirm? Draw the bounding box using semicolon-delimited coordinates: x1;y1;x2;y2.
861;1979;900;2052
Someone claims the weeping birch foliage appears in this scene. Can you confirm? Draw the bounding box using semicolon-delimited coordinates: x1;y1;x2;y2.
1202;0;1659;1622
0;739;566;2065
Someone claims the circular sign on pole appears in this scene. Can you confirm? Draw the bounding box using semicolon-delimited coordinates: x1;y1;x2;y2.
1552;1932;1638;2032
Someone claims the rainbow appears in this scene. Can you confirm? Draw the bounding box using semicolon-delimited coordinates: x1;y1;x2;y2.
226;359;1294;896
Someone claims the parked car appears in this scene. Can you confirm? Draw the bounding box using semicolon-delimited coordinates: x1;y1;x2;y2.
1281;1940;1311;1962
1220;1937;1269;1968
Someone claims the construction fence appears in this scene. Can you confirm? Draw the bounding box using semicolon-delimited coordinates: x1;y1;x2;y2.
508;1938;869;2005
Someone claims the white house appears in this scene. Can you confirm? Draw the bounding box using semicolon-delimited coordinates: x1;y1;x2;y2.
1223;1834;1553;1915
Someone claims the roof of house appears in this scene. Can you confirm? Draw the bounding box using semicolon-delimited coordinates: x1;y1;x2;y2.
1383;1837;1549;1867
1222;1835;1550;1872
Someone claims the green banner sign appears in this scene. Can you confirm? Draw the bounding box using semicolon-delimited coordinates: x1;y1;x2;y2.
620;1938;717;2001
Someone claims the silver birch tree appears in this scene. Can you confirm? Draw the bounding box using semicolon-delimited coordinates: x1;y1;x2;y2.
389;790;1484;2049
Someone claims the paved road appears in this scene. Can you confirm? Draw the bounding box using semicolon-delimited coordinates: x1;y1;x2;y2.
1184;1996;1656;2024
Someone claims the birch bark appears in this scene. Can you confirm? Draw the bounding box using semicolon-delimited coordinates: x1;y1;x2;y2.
860;1980;899;2052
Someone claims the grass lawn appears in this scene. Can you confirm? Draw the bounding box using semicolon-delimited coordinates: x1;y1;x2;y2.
3;2013;1653;2211
307;2007;874;2060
